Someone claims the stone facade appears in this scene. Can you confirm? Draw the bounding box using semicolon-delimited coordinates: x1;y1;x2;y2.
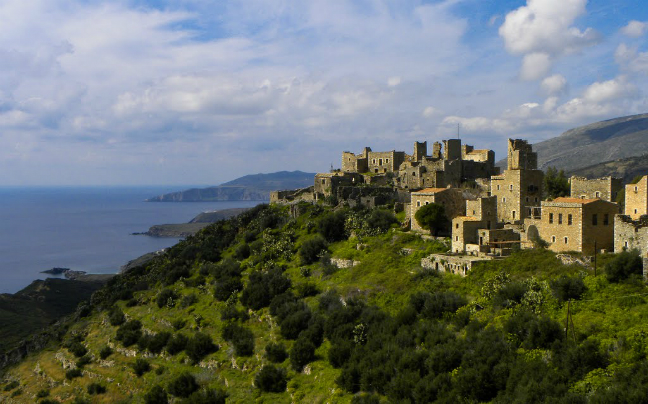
342;147;405;174
614;214;648;256
625;176;648;219
570;176;622;202
525;197;618;254
451;196;497;253
421;253;494;277
314;172;362;198
410;187;467;232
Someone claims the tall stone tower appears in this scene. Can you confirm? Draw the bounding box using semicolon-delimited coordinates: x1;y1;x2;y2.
413;141;427;162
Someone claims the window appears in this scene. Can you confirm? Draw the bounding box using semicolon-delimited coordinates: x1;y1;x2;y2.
379;158;383;165
568;214;572;225
497;185;500;190
595;191;600;198
503;197;506;203
417;201;421;207
604;214;609;225
635;186;639;192
321;179;326;184
512;211;516;219
551;236;556;243
510;184;513;191
592;214;598;226
625;241;629;248
526;197;529;202
535;197;538;202
425;201;429;205
412;172;416;176
564;237;568;244
386;159;389;163
549;213;554;224
635;209;638;214
456;223;459;229
455;236;459;241
373;159;376;164
472;210;476;215
558;213;563;224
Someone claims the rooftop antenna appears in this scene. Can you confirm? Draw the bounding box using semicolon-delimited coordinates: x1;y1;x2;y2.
457;123;460;139
330;163;334;172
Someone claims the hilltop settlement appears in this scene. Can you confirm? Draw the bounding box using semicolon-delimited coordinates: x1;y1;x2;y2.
272;138;648;276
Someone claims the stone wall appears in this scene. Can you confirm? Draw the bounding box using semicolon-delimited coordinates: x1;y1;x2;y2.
491;169;543;224
410;188;467;232
421;254;493;277
625;176;648;218
614;214;648;255
570;176;622;202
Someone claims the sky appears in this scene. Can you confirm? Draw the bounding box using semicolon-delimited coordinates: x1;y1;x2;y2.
0;0;647;186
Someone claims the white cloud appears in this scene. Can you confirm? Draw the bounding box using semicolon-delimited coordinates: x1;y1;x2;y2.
499;0;599;80
520;52;552;80
541;74;567;95
441;115;515;134
387;77;401;87
422;106;439;117
621;20;647;38
615;43;648;75
582;76;637;103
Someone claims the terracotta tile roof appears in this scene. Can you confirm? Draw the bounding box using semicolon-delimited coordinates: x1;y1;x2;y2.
413;187;448;194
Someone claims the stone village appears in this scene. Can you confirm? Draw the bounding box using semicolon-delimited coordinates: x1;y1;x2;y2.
270;138;648;277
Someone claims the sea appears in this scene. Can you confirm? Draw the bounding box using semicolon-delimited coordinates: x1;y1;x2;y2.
0;186;261;294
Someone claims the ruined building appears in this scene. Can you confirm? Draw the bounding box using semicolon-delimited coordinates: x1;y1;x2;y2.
570;176;622;202
490;139;544;224
614;175;648;256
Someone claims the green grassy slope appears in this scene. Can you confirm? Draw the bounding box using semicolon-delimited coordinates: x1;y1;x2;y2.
2;204;648;403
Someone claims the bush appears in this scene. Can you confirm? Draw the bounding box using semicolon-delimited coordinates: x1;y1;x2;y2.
550;275;587;301
65;368;82;380
132;358;151;377
76;355;91;369
186;332;217;363
419;292;467;319
255;365;287;393
99;346;113;360
180;293;199;308
280;308;312;340
220;305;249;322
87;383;106;395
296;282;320;298
265;342;288;363
222;324;255;356
39;400;60;404
414;203;448;236
180;388;228;404
36;388;50;398
290;336;316;371
4;381;19;391
157;289;177;308
299;235;328;265
168;372;199;398
68;342;88;358
172;319;186;330
240;268;291;310
116;319;143;347
606;250;643;283
148;332;172;354
366;209;398;233
235;243;251;260
109;307;125;326
144;385;168;404
166;333;189;355
214;277;243;301
318;211;347;242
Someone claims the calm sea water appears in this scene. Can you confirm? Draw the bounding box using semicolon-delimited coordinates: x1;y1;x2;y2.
0;187;260;294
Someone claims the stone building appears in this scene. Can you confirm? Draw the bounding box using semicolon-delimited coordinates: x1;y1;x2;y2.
410;187;467;232
314;172;362;199
625;175;648;219
614;215;648;256
343;139;498;191
570;176;622;202
491;139;544;224
524;197;618;254
421;253;495;277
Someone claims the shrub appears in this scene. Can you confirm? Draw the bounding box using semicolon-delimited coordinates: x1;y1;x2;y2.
65;368;82;380
109;307;125;326
75;355;91;369
290;336;316;371
166;333;189;355
68;342;88;358
168;372;199;398
235;243;251;260
186;332;217;363
280;309;312;340
550;275;587;301
222;324;255;356
116;319;143;347
414;203;448;236
99;346;113;360
144;385;168;404
36;388;50;398
606;250;643;283
318;211;347;242
265;342;288;363
180;388;228;404
366;209;398;233
180;293;199;308
214;277;243;301
132;358;151;377
255;365;287;393
240;268;291;310
157;289;177;308
87;383;106;395
419;292;468;319
172;319;186;330
296;282;320;298
4;381;19;391
299;235;328;265
39;400;60;404
220;306;249;322
148;332;172;354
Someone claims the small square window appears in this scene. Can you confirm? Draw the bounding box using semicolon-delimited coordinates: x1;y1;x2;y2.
549;213;554;224
568;214;572;225
558;213;563;224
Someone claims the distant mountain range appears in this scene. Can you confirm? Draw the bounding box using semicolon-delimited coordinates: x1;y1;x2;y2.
495;113;648;179
146;170;316;202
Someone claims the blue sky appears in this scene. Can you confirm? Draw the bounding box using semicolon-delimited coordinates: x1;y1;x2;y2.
0;0;647;185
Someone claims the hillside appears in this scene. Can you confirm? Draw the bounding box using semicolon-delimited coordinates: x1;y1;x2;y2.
2;204;648;403
567;154;648;182
146;171;316;202
495;113;648;172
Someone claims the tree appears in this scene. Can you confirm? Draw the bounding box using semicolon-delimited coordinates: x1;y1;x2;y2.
414;203;448;236
544;167;569;199
605;250;643;282
255;365;287;392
